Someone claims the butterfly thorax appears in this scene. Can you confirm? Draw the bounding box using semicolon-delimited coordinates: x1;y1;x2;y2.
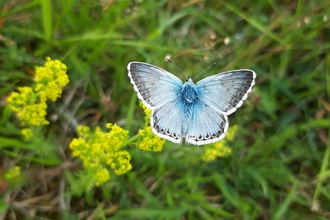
181;78;198;104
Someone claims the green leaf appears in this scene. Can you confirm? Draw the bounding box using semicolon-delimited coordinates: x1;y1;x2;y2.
0;199;9;214
40;0;52;41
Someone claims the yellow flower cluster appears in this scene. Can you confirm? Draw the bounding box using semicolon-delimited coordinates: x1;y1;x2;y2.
7;57;69;127
140;102;151;123
21;128;33;139
137;102;166;151
4;166;21;181
138;127;165;152
69;123;132;186
201;125;238;162
225;124;238;141
7;87;48;126
34;57;69;102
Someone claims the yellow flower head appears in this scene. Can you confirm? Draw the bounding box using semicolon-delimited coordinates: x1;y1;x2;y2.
106;151;132;175
201;125;238;162
105;123;129;151
7;87;36;113
77;125;91;139
7;87;49;126
136;102;165;151
94;168;110;186
69;124;131;186
4;166;21;181
139;101;151;124
138;126;165;152
17;102;49;126
34;57;69;102
6;57;69;127
201;141;233;162
226;125;238;141
21;128;33;139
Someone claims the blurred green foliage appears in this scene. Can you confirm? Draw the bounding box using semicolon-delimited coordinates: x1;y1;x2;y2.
0;0;329;219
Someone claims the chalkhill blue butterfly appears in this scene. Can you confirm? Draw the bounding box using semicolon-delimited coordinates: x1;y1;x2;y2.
127;61;256;145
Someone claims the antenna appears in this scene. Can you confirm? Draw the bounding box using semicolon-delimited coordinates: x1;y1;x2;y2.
193;63;216;81
167;58;188;79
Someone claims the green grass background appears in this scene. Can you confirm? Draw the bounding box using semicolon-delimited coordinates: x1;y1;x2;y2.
1;0;330;219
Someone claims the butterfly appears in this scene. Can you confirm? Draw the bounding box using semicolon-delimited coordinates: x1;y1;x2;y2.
127;61;256;145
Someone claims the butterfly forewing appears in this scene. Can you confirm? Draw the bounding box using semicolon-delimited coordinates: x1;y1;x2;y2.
127;62;182;108
196;69;256;115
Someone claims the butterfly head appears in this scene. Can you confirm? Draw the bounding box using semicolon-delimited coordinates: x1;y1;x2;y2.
185;77;194;83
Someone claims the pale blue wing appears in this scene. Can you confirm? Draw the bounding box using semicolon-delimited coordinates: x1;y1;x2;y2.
127;62;182;109
151;99;184;144
196;69;256;115
185;102;228;145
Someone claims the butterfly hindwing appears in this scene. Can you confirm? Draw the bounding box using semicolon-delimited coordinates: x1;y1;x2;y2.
196;69;256;115
127;62;182;108
151;99;184;144
186;102;229;145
